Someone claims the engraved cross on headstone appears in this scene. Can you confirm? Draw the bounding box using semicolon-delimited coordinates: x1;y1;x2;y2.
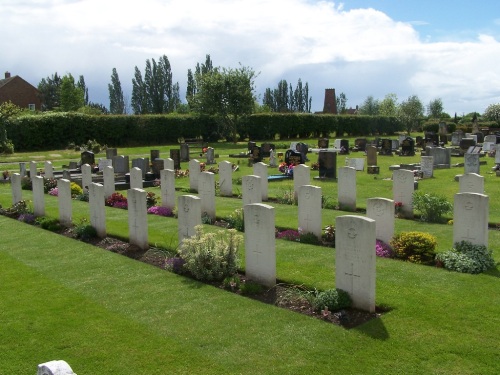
344;262;361;294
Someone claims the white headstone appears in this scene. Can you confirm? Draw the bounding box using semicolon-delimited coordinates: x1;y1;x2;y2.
218;160;233;197
334;139;342;149
57;179;72;227
103;166;115;198
298;185;322;238
89;182;106;238
189;159;200;192
453;192;489;247
177;195;202;243
253;162;268;201
37;359;76;375
459;173;484;194
482;142;494;152
164;158;175;171
19;162;27;177
293;164;311;199
81;163;92;192
244;203;276;288
335;215;376;313
464;153;480;174
484;134;497;144
393;169;414;218
128;188;149;250
30;161;38;178
130;167;143;190
242;175;262;206
160;169;176;210
496;144;500;164
269;149;278;167
348;158;365;171
451;132;462;146
366;197;395;245
44;161;54;179
11;173;22;204
32;176;45;216
199;171;216;221
338;166;356;212
420;156;434;178
98;158;113;172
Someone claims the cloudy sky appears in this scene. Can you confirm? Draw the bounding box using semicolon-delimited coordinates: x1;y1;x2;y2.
2;0;500;115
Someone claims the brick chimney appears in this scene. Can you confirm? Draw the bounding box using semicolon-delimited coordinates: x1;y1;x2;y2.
5;71;11;79
323;88;337;114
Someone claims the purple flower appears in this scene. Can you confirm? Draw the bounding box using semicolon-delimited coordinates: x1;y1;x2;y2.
147;206;173;217
376;240;394;258
166;257;185;273
276;229;301;241
48;187;59;196
113;201;128;209
18;213;36;224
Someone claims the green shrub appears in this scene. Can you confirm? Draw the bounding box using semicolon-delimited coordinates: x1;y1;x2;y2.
436;241;495;274
299;231;321;245
43;178;58;193
239;280;264;295
312;288;352;312
276;187;296;205
390;231;438;264
412;191;452;223
0;200;32;218
178;225;242;282
70;182;83;196
225;208;244;232
74;218;98;242
21;176;32;190
36;217;62;232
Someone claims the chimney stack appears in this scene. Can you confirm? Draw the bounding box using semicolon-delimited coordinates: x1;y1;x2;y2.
5;71;11;79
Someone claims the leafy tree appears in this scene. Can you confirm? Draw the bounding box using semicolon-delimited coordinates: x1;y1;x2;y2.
77;75;89;105
192;64;257;143
108;68;126;114
483;103;500;125
59;74;85;112
131;66;148;114
336;92;348;114
379;93;398;116
398;95;424;134
358;95;380;115
427;98;444;118
187;54;214;109
0;101;21;154
37;72;62;111
78;102;109;115
263;79;311;113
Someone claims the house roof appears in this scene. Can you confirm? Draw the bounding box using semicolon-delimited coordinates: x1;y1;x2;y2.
0;75;39;93
0;75;16;89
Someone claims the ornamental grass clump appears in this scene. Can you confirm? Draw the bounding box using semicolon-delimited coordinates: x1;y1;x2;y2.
436;241;495;274
412;191;452;223
390;231;437;265
178;225;242;282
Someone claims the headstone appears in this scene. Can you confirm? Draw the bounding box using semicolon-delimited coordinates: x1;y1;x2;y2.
398;134;407;143
459;173;484;194
393;169;414;218
113;155;129;174
293;164;311;199
81;163;92;192
150;149;160;161
420;156;434;178
19;162;27;177
37;360;76;375
451;132;463;147
400;137;415;156
318;138;329;149
284;150;304;165
391;139;400;151
439;134;448;145
189;159;200;192
425;132;440;146
348;158;365;171
32;176;45;216
484;134;497;144
81;150;95;166
130;167;143;190
473;132;484;143
464;153;480;174
160;169;176;210
244;203;276;288
106;148;118;160
495;144;500;164
338;167;356;211
180;143;190;162
44;161;54;179
98;158;112;172
62;170;71;181
68;161;78;170
298;185;322;238
340;139;349;154
438;122;448;135
354;138;367;152
57;179;72;227
206;147;215;164
103;166;115;198
379;139;392;155
131;158;149;178
366;198;395;245
127;188;149;250
415;136;424;148
482;142;494;152
426;147;451;168
335;215;376;313
177;195;202;243
89;182;106;238
251;146;262;163
453;193;489;247
11;173;22;204
198;172;216;221
151;158;165;178
460;138;476;151
164;158;175;171
248;141;257;151
30;161;38;178
253;162;268;201
317;151;337;179
269;149;278;167
334;139;342;149
261;142;273;157
366;146;377;166
242;175;262;206
218;161;233;197
170;149;181;170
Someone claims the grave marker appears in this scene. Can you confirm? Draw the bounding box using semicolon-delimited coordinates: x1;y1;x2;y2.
57;179;72;227
253;162;268;201
103;166;115;198
32;176;45;216
81;163;92;192
453;193;489;247
242;175;262;206
44;161;54;179
298;185;322;238
338;167;356;211
113;155;129;174
170;149;181;170
160;169;176;210
420;156;434;178
189;159;201;192
11;173;22;204
366;146;377;166
19;162;27;177
128;188;149;250
367;197;395;245
464;153;480;174
130;167;143;190
89;182;106;238
459;173;484;194
293;164;311;199
218;160;233;197
180;143;190;162
393;169;414;218
30;161;38;178
199;171;216;221
177;195;202;243
317;151;336;179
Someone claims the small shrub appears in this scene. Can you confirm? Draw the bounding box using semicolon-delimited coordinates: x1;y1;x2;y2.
312;288;352;313
239;280;264;295
390;231;438;264
105;192;128;209
165;256;186;274
276;229;300;241
43;178;58;193
299;231;320;245
412;191;452;223
21;176;32;190
74;218;98;241
321;196;336;209
225;208;244;232
36;217;62;232
75;192;89;202
147;206;173;217
322;224;336;243
0;200;32;218
436;241;495;274
146;191;157;208
178;225;242;282
276;187;296;205
18;213;36;224
201;212;214;225
223;275;241;291
376;240;394;258
70;182;83;197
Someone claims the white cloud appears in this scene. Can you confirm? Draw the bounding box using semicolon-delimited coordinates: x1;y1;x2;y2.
1;0;499;114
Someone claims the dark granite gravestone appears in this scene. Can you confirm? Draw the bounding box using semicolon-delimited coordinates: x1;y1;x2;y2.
354;138;367;152
151;159;165;178
424;132;439;146
318;138;329;148
180;144;190;162
459;138;476;151
252;146;262;163
401;137;415;156
340;139;349;154
106;148;117;160
248;141;257;151
296;142;309;161
260;143;274;157
284;149;304;165
379;139;392;155
170;149;181;170
439;134;448;145
317;151;336;179
473;132;484;143
150;149;160;161
416;136;424;148
81;151;95;166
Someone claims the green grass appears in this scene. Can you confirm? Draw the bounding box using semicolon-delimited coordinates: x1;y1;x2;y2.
1;140;500;374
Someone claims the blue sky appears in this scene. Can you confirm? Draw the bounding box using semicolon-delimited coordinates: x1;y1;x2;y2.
1;0;500;116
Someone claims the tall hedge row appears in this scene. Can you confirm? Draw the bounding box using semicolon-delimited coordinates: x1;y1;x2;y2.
6;112;404;151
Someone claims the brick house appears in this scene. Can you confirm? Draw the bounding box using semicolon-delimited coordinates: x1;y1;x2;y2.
0;72;42;111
